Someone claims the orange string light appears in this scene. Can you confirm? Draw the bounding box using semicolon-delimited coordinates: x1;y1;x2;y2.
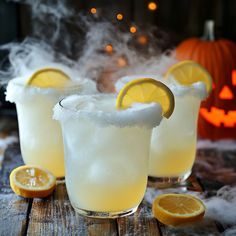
148;2;158;11
90;7;97;14
130;26;137;34
105;44;113;54
137;35;148;45
116;13;124;21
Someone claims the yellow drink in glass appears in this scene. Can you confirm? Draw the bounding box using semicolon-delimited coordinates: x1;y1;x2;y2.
6;76;96;178
148;81;207;184
115;75;207;184
54;94;162;218
149;91;202;181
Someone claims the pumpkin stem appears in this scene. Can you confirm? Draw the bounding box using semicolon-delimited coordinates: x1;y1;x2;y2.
202;20;215;41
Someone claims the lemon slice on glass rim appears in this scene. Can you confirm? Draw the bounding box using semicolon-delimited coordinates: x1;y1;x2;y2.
152;193;205;226
165;60;212;94
116;78;175;118
10;165;56;198
26;68;70;88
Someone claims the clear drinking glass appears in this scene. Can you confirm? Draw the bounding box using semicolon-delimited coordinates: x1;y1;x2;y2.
54;94;162;218
6;77;96;178
148;82;206;184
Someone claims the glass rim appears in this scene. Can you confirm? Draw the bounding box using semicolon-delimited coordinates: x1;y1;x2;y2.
58;93;114;111
10;80;82;92
55;94;163;129
116;76;206;100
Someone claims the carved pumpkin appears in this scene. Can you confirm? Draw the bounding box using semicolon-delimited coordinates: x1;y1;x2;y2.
176;20;236;140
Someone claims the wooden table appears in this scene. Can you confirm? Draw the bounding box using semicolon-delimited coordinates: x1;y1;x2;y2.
0;144;236;236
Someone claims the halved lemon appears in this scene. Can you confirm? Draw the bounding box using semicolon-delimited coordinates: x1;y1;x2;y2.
165;60;212;94
152;193;205;226
10;165;56;198
27;68;70;88
116;78;175;118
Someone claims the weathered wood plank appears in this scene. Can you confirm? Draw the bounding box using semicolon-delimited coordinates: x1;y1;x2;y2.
27;183;118;236
0;194;31;236
0;144;23;189
160;219;221;236
117;201;160;236
1;144;235;236
194;148;236;190
0;144;31;236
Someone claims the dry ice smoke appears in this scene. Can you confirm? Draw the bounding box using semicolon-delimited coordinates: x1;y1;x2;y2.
0;0;176;91
0;39;78;83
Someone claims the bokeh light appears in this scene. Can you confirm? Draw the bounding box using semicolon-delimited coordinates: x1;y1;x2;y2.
130;26;137;34
137;35;148;45
90;7;97;14
117;57;127;67
105;44;113;53
116;13;124;21
148;2;158;11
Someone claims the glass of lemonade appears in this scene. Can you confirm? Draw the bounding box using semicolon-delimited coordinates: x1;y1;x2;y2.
54;94;162;218
149;82;206;183
115;70;208;186
6;73;96;178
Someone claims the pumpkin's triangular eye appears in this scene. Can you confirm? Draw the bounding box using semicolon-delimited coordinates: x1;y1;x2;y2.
232;70;236;86
219;86;234;100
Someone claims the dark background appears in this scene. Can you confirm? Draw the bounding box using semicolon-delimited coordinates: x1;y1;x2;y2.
1;0;236;47
0;0;236;114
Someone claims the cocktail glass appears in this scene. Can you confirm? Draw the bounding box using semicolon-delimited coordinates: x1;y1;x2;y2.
149;82;206;184
6;76;96;178
54;94;162;218
115;75;207;186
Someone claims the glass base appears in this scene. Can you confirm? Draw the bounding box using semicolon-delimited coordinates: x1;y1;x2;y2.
72;205;138;219
56;176;65;182
148;170;191;189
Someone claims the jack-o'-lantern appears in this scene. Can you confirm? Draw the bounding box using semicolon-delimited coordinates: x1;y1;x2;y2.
176;20;236;140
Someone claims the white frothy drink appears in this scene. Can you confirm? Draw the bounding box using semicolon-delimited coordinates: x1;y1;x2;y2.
6;69;97;178
116;75;207;182
54;94;162;217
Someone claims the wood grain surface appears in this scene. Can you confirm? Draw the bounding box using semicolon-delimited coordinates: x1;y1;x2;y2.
0;144;30;236
27;183;118;236
2;144;235;236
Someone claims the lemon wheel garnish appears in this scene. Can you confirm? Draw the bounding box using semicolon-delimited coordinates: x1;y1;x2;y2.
116;78;175;118
10;165;56;198
152;194;205;226
165;60;212;93
27;68;70;88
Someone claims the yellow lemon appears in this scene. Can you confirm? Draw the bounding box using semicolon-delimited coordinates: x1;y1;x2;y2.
27;68;70;88
165;60;212;93
116;78;175;118
152;193;205;226
10;165;56;198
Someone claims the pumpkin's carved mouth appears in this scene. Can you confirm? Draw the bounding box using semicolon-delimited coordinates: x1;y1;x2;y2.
200;107;236;127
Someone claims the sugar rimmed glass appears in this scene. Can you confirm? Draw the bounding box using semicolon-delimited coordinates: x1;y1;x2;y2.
54;94;162;218
6;78;96;178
